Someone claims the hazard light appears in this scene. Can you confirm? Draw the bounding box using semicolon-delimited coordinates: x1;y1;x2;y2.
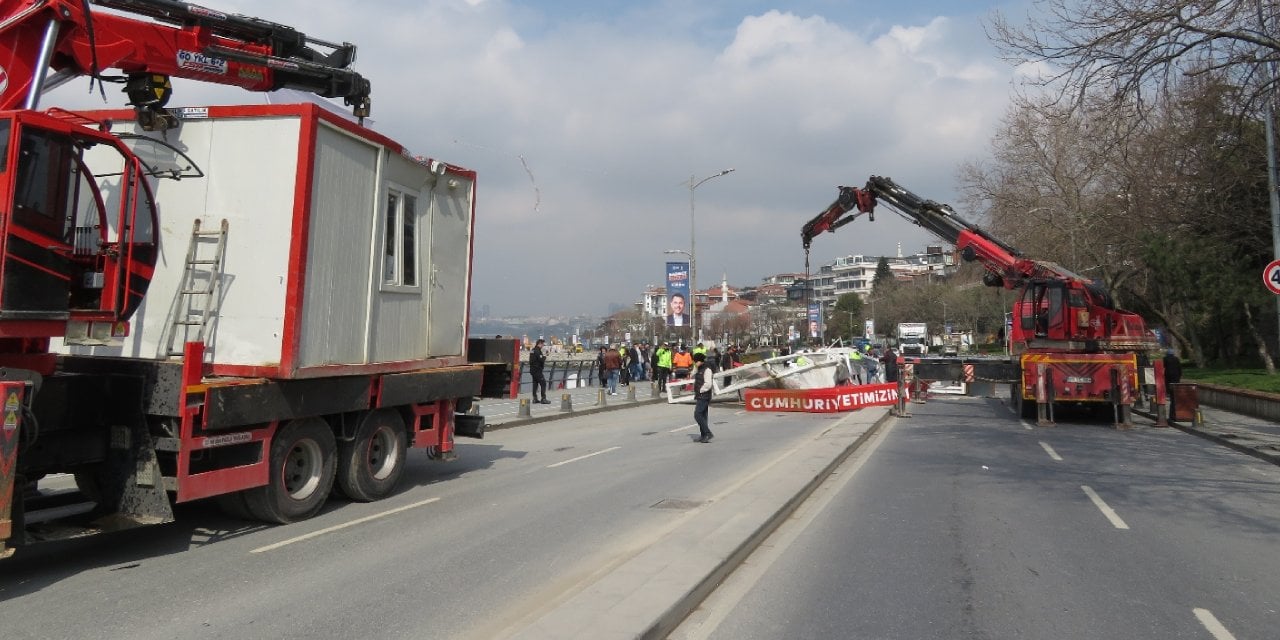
64;320;130;346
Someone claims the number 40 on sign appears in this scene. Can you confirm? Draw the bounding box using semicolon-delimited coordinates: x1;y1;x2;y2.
1266;259;1280;295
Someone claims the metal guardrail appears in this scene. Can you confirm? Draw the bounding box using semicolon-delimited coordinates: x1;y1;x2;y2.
517;359;616;393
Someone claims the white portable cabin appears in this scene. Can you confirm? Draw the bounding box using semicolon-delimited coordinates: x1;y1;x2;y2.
60;103;476;379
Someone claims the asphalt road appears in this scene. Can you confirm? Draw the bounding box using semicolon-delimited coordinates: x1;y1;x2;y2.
0;399;847;640
673;395;1280;640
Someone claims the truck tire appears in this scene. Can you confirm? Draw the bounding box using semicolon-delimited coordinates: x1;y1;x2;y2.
243;418;336;524
216;492;255;521
336;409;408;502
1012;384;1037;420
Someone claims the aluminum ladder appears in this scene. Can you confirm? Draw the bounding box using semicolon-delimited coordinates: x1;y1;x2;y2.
164;219;228;357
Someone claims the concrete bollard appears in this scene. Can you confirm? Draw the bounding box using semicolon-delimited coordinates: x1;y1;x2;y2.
1155;401;1169;427
651;382;659;399
596;388;607;407
517;398;531;418
560;393;573;413
627;386;637;402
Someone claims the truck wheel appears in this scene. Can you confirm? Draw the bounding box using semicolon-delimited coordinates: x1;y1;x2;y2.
244;418;336;524
216;492;254;521
337;410;408;502
1013;386;1037;420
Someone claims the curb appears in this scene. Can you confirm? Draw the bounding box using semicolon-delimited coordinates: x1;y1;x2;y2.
1167;422;1280;466
1130;407;1280;467
642;408;893;639
487;395;670;431
508;407;894;639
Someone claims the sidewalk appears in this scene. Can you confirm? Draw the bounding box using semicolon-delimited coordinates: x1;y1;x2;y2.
1171;404;1280;466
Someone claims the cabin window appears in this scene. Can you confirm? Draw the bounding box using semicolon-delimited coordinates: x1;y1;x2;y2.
382;187;419;289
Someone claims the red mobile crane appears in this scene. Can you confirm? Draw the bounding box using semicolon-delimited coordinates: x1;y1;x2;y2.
802;175;1162;421
0;0;513;559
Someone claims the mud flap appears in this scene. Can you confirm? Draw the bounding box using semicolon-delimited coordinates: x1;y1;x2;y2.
88;423;174;531
455;414;486;439
0;382;26;558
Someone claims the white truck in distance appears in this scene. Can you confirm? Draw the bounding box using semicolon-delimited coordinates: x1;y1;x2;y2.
897;323;929;356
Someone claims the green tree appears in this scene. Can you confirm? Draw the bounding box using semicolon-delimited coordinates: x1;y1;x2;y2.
825;293;866;343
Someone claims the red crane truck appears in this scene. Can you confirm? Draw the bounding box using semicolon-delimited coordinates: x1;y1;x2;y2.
0;0;515;559
801;175;1164;424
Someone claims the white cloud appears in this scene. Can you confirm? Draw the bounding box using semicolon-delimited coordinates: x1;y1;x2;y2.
42;1;1019;318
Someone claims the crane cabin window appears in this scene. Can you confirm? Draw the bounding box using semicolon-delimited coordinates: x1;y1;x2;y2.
382;187;419;290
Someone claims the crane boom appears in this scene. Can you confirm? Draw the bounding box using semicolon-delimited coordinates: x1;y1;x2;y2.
799;175;1158;355
0;0;372;121
0;0;374;368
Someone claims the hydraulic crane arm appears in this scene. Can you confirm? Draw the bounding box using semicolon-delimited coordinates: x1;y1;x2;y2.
0;0;372;122
801;175;1047;289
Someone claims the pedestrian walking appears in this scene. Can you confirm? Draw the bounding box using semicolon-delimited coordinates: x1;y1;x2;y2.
628;343;644;382
692;351;714;443
603;345;623;395
529;338;549;404
596;346;608;388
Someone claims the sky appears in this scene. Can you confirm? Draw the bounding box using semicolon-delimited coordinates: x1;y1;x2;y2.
47;0;1037;318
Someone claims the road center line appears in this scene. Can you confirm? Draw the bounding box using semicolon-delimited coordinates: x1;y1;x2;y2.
1192;608;1237;640
250;497;441;553
1039;441;1063;461
669;423;697;433
547;446;621;468
1081;485;1129;530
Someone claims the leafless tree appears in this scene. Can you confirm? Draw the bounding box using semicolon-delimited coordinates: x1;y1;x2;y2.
990;0;1280;116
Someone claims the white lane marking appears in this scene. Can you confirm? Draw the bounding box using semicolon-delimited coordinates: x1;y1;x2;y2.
1192;608;1237;640
251;497;441;553
1081;485;1129;530
547;446;621;468
669;423;697;433
1039;441;1063;461
1023;423;1034;430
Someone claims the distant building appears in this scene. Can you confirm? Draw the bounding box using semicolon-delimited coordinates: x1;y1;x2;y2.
807;244;954;306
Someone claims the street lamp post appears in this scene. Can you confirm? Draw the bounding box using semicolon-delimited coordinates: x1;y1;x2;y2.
684;168;735;343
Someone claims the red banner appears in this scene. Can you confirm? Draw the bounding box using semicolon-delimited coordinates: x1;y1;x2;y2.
744;383;901;413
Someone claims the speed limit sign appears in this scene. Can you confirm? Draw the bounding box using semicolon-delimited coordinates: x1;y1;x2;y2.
1266;259;1280;295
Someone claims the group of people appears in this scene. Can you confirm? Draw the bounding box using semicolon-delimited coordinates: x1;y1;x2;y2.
588;341;745;397
595;341;653;396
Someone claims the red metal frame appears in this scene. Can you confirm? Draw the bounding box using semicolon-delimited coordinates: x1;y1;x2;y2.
1016;352;1139;404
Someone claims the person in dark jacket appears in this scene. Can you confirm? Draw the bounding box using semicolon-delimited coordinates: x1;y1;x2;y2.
529;338;549;404
881;347;899;384
692;352;715;443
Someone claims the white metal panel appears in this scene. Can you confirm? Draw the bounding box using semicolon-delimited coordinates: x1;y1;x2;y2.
427;175;474;357
60;115;299;366
368;151;431;363
297;124;379;368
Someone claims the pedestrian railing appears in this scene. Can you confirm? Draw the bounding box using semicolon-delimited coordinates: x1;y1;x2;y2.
519;359;610;393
